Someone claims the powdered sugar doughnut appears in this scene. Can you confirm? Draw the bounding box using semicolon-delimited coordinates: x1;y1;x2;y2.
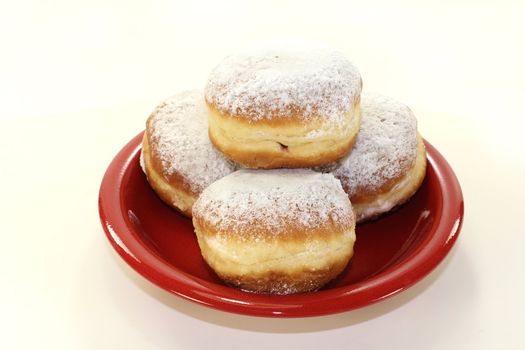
192;169;356;295
329;94;427;222
205;45;362;169
142;90;237;217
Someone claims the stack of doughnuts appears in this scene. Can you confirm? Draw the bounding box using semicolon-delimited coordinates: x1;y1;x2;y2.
140;43;426;294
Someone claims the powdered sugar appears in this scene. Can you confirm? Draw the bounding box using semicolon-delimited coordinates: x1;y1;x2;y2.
193;169;354;238
331;94;418;196
204;46;361;124
147;90;237;193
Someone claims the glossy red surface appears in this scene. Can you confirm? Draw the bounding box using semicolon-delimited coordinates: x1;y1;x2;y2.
99;132;464;318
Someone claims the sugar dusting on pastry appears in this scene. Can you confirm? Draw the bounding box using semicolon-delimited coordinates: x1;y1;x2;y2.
205;46;361;124
332;94;418;196
193;169;354;239
147;90;237;193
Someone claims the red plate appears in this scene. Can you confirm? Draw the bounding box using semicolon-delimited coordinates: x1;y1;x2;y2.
99;132;463;318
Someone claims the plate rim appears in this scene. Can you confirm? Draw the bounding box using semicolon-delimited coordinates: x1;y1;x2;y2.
99;131;464;318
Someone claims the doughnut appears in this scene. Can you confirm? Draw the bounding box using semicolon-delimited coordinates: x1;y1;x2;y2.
192;169;356;295
326;94;427;223
204;46;362;169
141;90;237;217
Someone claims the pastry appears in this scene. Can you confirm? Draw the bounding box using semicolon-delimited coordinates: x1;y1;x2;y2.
327;94;427;222
192;169;356;294
204;46;362;169
141;90;237;217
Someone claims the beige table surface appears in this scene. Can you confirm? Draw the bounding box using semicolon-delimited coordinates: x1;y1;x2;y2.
1;1;524;349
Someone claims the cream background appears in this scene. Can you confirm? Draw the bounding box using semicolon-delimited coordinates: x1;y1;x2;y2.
1;0;524;349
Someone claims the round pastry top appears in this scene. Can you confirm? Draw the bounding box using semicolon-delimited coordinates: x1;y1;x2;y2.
333;94;418;197
192;169;354;238
204;45;362;124
146;90;237;193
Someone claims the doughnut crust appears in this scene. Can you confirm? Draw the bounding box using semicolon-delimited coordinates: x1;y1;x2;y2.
205;47;362;168
142;90;237;217
192;169;356;294
328;94;427;222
